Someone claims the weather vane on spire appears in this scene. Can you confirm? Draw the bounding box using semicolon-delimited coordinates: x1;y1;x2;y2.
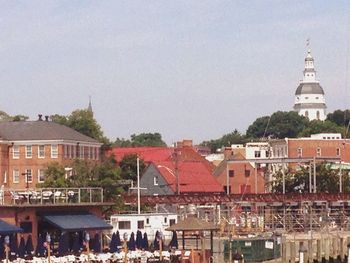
306;38;310;47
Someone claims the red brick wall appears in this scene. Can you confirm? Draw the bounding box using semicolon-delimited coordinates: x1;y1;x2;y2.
215;162;265;194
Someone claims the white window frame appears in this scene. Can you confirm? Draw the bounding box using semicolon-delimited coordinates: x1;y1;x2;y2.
13;145;20;159
38;145;45;158
3;171;7;184
25;169;33;183
38;169;45;183
13;169;19;183
25;145;32;158
51;145;58;158
154;176;159;186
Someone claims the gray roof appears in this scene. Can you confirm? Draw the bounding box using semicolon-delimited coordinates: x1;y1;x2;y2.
0;121;99;143
295;82;324;95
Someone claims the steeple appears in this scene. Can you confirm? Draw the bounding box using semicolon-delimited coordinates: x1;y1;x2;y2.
303;49;317;83
87;96;93;115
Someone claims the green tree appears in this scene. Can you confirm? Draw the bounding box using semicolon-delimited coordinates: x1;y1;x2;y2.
246;111;309;139
298;120;343;137
200;129;247;153
39;162;68;188
327;109;350;127
51;109;108;143
119;154;146;182
113;132;167;147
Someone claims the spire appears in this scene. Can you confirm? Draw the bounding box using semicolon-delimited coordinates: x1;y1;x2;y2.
87;96;93;115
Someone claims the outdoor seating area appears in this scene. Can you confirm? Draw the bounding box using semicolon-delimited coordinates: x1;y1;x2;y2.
1;188;104;206
0;230;206;263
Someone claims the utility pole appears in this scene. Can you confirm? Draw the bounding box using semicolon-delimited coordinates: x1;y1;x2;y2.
174;148;180;195
313;157;316;193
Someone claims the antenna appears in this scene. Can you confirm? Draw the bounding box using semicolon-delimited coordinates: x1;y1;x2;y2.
262;115;272;140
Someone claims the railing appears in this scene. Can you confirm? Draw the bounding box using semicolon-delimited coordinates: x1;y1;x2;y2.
0;187;104;206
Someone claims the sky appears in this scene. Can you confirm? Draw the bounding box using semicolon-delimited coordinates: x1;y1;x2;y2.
0;1;349;145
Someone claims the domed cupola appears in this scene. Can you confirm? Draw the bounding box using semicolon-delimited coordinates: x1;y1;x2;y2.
293;49;326;121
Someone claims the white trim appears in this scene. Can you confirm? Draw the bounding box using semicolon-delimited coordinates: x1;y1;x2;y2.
37;169;45;183
12;145;19;159
38;145;45;159
13;169;19;183
25;145;32;159
7;139;102;147
25;169;33;183
51;144;58;158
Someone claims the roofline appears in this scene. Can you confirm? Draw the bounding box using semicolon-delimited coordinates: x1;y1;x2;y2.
0;139;102;146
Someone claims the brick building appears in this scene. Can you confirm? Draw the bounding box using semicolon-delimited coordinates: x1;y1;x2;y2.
213;153;265;194
0;120;102;189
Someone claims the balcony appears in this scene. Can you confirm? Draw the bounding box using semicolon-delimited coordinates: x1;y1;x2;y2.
0;187;106;206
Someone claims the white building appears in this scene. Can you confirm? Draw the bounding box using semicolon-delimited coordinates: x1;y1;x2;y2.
110;213;177;241
293;49;326;121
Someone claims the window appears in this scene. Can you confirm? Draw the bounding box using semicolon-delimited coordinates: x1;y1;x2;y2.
245;170;250;177
228;170;234;177
164;217;167;224
316;147;321;157
305;97;309;99
170;219;176;226
254;151;261;158
146;218;150;225
51;145;58;158
13;169;19;183
154;176;159;186
118;221;131;229
223;186;231;194
336;148;341;156
266;151;270;158
80;146;84;159
13;145;20;159
38;145;45;158
38;169;45;183
316;111;320;120
64;145;68;159
3;171;7;184
25;169;32;183
137;220;144;229
297;148;302;158
25;145;32;158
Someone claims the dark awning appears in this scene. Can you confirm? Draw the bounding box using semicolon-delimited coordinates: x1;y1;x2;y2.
42;213;112;232
0;219;23;235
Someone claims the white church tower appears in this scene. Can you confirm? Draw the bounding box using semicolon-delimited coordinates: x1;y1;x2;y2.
293;49;326;120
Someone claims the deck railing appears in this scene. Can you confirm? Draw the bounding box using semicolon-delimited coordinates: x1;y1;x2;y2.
0;187;104;206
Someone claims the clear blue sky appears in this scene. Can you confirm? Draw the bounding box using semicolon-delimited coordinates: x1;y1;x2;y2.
0;1;349;144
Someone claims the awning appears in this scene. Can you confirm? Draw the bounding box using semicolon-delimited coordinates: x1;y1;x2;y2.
0;219;23;235
42;213;112;232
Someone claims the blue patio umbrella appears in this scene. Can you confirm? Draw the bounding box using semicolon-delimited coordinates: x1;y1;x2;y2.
18;236;26;258
71;232;81;254
142;233;149;251
25;234;34;257
35;234;45;257
58;232;69;256
168;231;178;249
128;232;136;251
92;233;101;253
115;231;122;251
10;234;18;257
153;231;160;250
109;232;117;253
135;230;143;250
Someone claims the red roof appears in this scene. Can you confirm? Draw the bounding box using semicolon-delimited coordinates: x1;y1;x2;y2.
155;160;223;193
106;147;172;162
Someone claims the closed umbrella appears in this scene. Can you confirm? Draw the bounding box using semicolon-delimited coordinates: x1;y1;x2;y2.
58;232;69;256
115;231;122;251
109;232;117;253
18;236;26;258
71;232;81;254
136;230;143;249
168;231;178;249
10;234;18;258
128;232;136;251
25;235;34;257
142;233;149;251
0;236;4;260
35;234;45;257
153;231;160;250
92;233;101;253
